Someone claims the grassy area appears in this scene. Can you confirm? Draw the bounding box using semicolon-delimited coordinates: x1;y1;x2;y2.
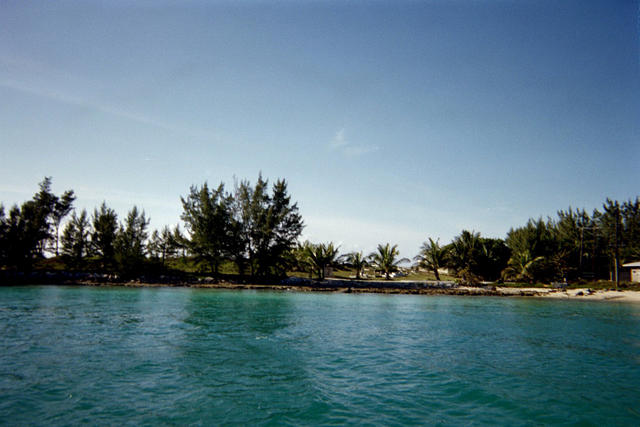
22;257;640;291
566;280;640;291
402;270;457;282
493;280;640;291
327;267;456;282
165;257;239;275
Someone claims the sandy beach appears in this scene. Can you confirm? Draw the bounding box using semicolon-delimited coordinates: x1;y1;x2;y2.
95;281;640;302
5;274;640;302
530;288;640;302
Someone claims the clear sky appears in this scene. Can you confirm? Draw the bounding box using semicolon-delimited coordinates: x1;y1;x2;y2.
1;0;639;257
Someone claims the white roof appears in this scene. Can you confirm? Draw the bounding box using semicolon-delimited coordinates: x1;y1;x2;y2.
622;261;640;268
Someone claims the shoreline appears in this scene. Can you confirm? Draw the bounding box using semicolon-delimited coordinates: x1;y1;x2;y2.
4;279;640;302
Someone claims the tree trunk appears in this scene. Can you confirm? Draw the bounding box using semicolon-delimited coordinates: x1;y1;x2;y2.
55;223;60;256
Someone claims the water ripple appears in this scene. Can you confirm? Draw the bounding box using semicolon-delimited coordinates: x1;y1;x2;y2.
1;287;639;425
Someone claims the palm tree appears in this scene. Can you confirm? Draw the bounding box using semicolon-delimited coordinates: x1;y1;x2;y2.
501;250;544;283
369;243;409;280
448;230;482;283
302;241;340;279
340;251;368;279
414;238;447;281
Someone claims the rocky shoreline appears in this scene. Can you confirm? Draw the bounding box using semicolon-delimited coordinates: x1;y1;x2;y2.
2;271;639;302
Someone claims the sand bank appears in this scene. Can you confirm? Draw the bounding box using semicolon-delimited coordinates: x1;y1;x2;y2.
5;277;640;302
530;287;640;302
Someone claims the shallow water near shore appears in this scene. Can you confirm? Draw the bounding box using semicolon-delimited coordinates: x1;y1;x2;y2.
1;286;639;425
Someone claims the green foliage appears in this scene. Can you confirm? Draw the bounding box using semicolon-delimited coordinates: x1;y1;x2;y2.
504;219;558;282
414;238;447;281
30;177;77;256
476;238;510;281
369;243;409;280
554;207;592;279
181;182;233;275
621;197;640;261
444;231;510;283
2;178;636;288
0;178;74;269
502;198;640;283
181;175;304;279
51;186;76;256
501;250;545;283
232;176;304;277
61;209;91;265
114;206;149;277
299;241;340;279
506;219;556;259
148;226;180;268
0;205;5;264
446;230;482;283
92;202;118;267
340;251;369;279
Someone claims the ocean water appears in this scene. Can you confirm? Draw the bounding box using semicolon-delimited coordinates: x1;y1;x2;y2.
0;286;639;426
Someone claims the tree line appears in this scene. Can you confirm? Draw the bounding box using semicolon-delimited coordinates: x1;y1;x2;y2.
1;177;638;284
0;176;303;280
328;199;640;285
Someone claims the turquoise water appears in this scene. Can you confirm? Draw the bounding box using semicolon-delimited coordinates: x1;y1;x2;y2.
1;286;639;425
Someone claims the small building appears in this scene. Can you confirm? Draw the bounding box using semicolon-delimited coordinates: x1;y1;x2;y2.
621;261;640;283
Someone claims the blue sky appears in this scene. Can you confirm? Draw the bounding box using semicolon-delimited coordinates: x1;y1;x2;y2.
1;0;638;257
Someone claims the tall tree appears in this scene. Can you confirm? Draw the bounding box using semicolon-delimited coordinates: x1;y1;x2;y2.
476;237;511;281
369;243;409;280
92;202;118;267
32;177;76;256
230;176;303;278
171;225;188;258
32;177;57;256
302;242;340;279
61;209;91;264
114;206;150;276
1;205;30;268
228;179;253;275
414;238;447;281
599;199;623;286
504;219;557;282
240;175;271;276
555;208;593;279
0;178;72;269
340;251;369;280
447;230;483;283
621;197;640;261
148;226;178;269
0;205;7;266
259;179;304;276
501;250;545;283
181;183;233;276
52;191;76;256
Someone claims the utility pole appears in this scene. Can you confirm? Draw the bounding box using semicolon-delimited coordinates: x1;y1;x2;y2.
578;224;597;280
614;206;620;290
607;203;622;290
604;199;623;290
579;226;584;277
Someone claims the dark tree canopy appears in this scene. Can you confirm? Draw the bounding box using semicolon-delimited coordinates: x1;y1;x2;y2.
181;176;304;278
181;182;233;275
0;178;74;269
1;177;636;286
92;202;118;266
61;209;91;264
114;206;149;277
